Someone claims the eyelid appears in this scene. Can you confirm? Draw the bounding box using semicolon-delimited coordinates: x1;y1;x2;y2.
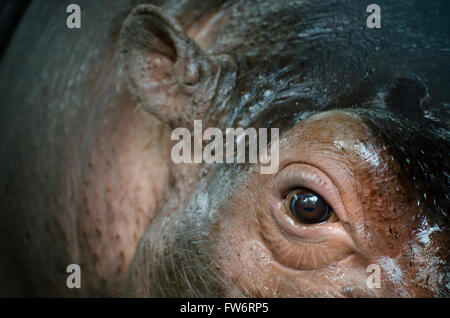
262;163;357;270
271;163;350;224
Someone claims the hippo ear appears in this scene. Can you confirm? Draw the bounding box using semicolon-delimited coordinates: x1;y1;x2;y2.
120;4;235;129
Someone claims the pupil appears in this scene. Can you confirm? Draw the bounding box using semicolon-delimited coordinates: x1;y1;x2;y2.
290;192;330;224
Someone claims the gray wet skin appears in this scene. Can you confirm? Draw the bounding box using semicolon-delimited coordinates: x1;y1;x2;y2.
0;0;448;297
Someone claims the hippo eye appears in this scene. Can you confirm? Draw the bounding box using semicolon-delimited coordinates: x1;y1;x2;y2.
285;189;332;224
266;163;353;270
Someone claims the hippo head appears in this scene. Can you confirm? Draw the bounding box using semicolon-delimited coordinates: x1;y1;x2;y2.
119;2;449;297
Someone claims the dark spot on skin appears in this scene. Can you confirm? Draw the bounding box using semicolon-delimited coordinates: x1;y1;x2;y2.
386;78;427;121
95;227;102;238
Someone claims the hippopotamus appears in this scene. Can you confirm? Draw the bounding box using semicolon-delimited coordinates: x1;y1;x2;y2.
0;0;448;297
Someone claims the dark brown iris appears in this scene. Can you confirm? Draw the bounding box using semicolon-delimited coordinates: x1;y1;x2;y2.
287;189;331;224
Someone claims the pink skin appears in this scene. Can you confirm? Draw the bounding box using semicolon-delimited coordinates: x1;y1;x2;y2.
67;102;171;295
